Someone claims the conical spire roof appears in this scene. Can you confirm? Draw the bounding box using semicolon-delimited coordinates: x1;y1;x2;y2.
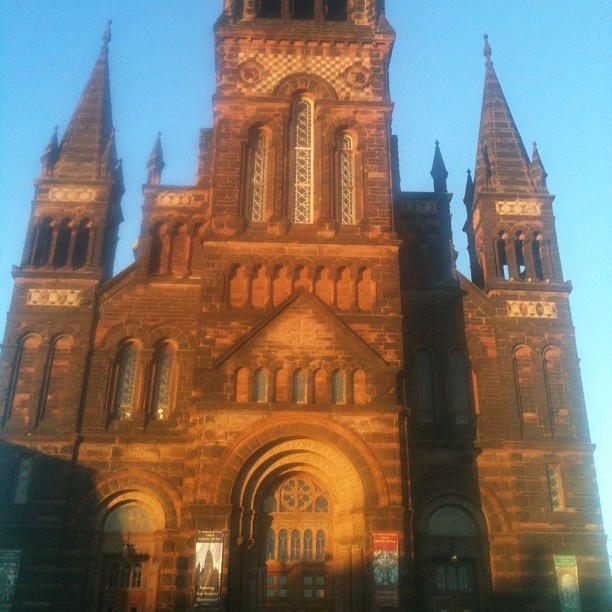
147;132;166;185
53;21;115;179
430;140;449;193
474;35;534;194
530;141;548;191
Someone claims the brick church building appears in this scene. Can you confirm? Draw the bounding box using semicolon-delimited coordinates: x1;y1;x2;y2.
0;1;610;610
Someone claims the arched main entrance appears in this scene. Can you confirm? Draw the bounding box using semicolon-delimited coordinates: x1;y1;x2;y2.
214;418;393;612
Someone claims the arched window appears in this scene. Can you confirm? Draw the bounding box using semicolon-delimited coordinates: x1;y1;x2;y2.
39;335;74;425
149;222;167;276
248;132;268;223
113;343;139;420
266;530;276;560
316;529;326;561
532;231;544;280
32;217;53;267
189;224;205;278
170;223;189;277
293;370;307;404
254;369;268;403
303;530;314;561
151;344;174;421
332;371;346;405
72;219;91;269
497;231;508;279
513;346;537;422
53;218;72;269
292;98;314;224
291;529;301;560
4;334;42;427
258;0;281;18
544;347;569;427
338;133;356;225
278;530;288;561
415;349;435;424
448;350;470;425
514;231;526;279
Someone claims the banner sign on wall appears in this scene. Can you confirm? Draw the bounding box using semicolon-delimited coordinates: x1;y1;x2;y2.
194;531;224;607
372;532;399;607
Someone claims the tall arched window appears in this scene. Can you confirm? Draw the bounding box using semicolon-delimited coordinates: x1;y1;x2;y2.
170;223;189;277
544;347;569;427
532;231;544;280
497;231;508;279
514;231;526;279
113;343;139;420
72;219;91;269
236;368;250;403
151;344;174;421
249;132;268;223
39;335;74;425
275;368;290;402
254;368;269;403
331;371;346;405
293;98;314;224
293;370;307;404
513;346;537;423
4;334;42;427
32;217;53;268
448;350;471;425
53;218;72;269
338;133;356;225
229;265;248;308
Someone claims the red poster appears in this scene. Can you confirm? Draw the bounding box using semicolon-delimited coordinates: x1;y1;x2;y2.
372;532;399;607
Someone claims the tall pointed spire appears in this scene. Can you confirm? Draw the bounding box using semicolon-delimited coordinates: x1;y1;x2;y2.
40;126;59;177
474;35;534;194
147;132;166;185
53;21;115;179
530;141;548;191
430;140;448;193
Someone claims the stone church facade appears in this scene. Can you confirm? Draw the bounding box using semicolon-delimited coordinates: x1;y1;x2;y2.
0;1;609;610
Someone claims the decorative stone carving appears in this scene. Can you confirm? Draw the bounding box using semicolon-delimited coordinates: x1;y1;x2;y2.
236;60;263;85
506;301;558;319
49;187;98;202
496;201;542;216
156;193;195;207
26;288;82;307
344;64;372;90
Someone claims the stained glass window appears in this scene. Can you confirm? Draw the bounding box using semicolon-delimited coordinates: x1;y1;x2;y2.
332;371;346;405
152;344;173;421
303;530;314;561
339;134;355;225
115;344;137;420
316;530;326;561
293;99;313;224
250;134;267;223
293;370;307;404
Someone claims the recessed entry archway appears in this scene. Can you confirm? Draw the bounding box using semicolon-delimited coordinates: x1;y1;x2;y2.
212;416;394;611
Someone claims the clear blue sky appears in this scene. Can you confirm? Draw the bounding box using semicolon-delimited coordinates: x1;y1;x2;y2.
1;0;611;554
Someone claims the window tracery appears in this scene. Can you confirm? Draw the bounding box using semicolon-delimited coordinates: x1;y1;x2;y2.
152;344;173;421
249;132;268;223
338;133;356;225
293;99;314;224
114;343;138;420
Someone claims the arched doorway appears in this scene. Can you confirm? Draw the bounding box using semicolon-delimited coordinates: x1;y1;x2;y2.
419;505;490;612
95;498;163;612
216;422;393;612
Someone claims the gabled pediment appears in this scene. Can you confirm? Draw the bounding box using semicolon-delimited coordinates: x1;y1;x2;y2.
214;289;389;369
